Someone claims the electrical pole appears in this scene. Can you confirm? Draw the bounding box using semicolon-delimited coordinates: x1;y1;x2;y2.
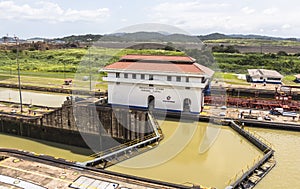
87;38;92;92
14;36;23;113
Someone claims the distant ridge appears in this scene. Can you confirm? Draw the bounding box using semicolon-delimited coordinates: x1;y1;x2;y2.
197;32;299;41
101;31;199;42
1;32;299;43
52;32;299;43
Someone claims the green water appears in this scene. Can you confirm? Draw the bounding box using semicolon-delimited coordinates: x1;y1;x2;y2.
0;133;93;162
0;120;299;188
247;128;300;189
107;119;263;188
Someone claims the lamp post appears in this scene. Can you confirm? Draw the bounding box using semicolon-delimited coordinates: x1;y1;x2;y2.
14;36;23;113
87;38;92;92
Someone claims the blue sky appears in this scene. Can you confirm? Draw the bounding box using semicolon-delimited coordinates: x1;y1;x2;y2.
0;0;299;38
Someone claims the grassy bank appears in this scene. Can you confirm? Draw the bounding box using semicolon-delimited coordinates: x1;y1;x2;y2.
0;48;184;73
0;48;184;91
204;38;300;46
1;47;300;89
213;52;300;75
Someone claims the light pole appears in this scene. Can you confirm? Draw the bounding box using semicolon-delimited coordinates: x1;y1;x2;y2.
14;36;23;113
87;38;92;92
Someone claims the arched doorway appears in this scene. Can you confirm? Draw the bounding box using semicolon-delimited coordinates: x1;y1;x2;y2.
183;98;191;112
148;95;155;110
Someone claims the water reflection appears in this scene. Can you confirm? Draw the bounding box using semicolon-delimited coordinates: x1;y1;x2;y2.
108;119;263;188
0;133;92;162
247;128;300;189
0;87;67;107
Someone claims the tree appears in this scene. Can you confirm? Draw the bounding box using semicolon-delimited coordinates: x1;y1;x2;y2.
212;45;239;53
2;36;8;43
277;51;288;56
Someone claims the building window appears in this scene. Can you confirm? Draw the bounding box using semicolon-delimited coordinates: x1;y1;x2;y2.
149;84;153;87
176;76;181;82
116;73;120;78
185;87;190;89
132;74;136;79
186;77;189;82
149;75;154;80
116;82;120;85
141;74;145;79
167;76;172;81
124;73;128;78
267;77;281;80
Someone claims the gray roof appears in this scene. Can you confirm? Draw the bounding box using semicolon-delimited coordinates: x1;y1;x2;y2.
294;74;300;78
248;69;283;78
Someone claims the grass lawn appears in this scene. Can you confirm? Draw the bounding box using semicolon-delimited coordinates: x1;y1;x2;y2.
282;75;300;86
204;38;300;46
0;71;108;92
0;75;14;81
0;48;184;92
213;72;249;85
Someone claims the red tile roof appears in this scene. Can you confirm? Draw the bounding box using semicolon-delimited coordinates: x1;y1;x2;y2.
103;55;213;75
120;54;195;63
105;61;206;74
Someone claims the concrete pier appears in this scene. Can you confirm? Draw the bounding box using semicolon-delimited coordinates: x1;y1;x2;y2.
0;149;185;189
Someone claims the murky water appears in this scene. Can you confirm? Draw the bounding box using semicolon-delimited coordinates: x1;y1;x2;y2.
247;128;300;189
0;87;68;107
0;133;92;162
0;116;299;188
108;119;263;188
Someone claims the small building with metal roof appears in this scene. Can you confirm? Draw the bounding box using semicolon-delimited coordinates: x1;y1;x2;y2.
294;74;300;83
247;69;283;84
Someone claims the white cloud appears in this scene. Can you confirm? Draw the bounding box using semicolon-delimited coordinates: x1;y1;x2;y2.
241;7;255;14
154;1;229;12
282;24;291;29
0;1;110;22
149;1;300;37
150;1;251;34
263;7;278;15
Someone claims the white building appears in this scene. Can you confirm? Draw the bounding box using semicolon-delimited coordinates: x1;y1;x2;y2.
247;69;283;84
294;74;300;83
101;54;214;114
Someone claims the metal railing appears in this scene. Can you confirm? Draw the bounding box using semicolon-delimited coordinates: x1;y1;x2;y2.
80;112;162;167
89;133;157;158
225;120;276;188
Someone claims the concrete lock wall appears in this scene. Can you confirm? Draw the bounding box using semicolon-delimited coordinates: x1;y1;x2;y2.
0;100;153;148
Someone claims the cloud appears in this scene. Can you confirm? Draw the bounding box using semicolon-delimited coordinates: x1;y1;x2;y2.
282;24;291;29
150;1;249;33
263;7;278;15
153;1;229;12
241;7;255;14
0;1;110;22
149;1;300;37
